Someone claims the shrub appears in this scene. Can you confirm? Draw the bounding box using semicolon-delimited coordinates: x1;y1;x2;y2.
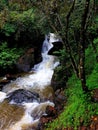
87;64;98;90
0;42;23;70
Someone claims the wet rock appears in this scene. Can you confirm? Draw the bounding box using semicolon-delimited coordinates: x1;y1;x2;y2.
0;79;10;90
55;88;66;103
54;88;66;113
37;105;57;129
37;89;66;130
55;89;61;96
5;74;16;80
40;116;52;124
46;106;57;117
38;116;54;130
0;74;18;90
31;101;54;120
0;74;16;90
6;89;40;104
39;86;55;102
16;48;35;72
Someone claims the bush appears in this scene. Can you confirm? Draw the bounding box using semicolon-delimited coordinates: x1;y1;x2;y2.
85;45;97;75
0;42;23;70
87;64;98;90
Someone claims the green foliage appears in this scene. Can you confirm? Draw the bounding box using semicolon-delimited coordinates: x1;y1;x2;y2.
85;37;98;76
32;0;71;34
93;37;98;46
1;23;16;36
85;45;96;75
0;1;40;41
45;34;98;130
46;75;98;130
87;64;98;90
0;1;4;11
9;9;40;40
53;49;67;63
84;35;98;92
0;0;42;74
88;19;98;39
0;0;7;11
0;42;23;69
9;0;32;11
53;49;72;88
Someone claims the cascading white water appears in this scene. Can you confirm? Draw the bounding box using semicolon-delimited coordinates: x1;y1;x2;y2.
3;33;60;93
0;33;61;130
33;34;60;71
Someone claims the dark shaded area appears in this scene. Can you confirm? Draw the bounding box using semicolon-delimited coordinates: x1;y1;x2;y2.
48;41;63;56
0;74;16;90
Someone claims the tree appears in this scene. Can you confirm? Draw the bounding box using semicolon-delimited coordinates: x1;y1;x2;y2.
0;0;42;74
78;0;90;92
30;0;96;92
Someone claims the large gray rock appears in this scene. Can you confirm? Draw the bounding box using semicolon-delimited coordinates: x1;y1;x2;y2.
6;89;40;104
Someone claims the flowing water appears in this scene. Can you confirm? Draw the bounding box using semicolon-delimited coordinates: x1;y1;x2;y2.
0;33;60;130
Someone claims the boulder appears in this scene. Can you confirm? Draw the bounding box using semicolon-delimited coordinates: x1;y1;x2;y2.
6;89;40;104
46;105;57;117
16;48;35;72
54;88;66;111
5;74;16;80
38;106;56;130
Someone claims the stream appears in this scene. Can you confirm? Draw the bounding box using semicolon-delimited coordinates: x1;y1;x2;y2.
0;33;60;130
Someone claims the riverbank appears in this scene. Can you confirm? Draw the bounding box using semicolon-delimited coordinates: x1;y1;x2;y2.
43;74;98;130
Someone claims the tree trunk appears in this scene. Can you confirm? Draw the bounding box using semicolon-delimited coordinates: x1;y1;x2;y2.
65;0;79;77
79;0;90;92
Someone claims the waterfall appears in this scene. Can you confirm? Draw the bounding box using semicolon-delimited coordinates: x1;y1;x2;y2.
33;33;60;71
0;33;61;130
42;35;53;54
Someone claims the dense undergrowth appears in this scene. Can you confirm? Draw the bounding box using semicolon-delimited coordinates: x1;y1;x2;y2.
45;41;98;130
46;76;98;130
